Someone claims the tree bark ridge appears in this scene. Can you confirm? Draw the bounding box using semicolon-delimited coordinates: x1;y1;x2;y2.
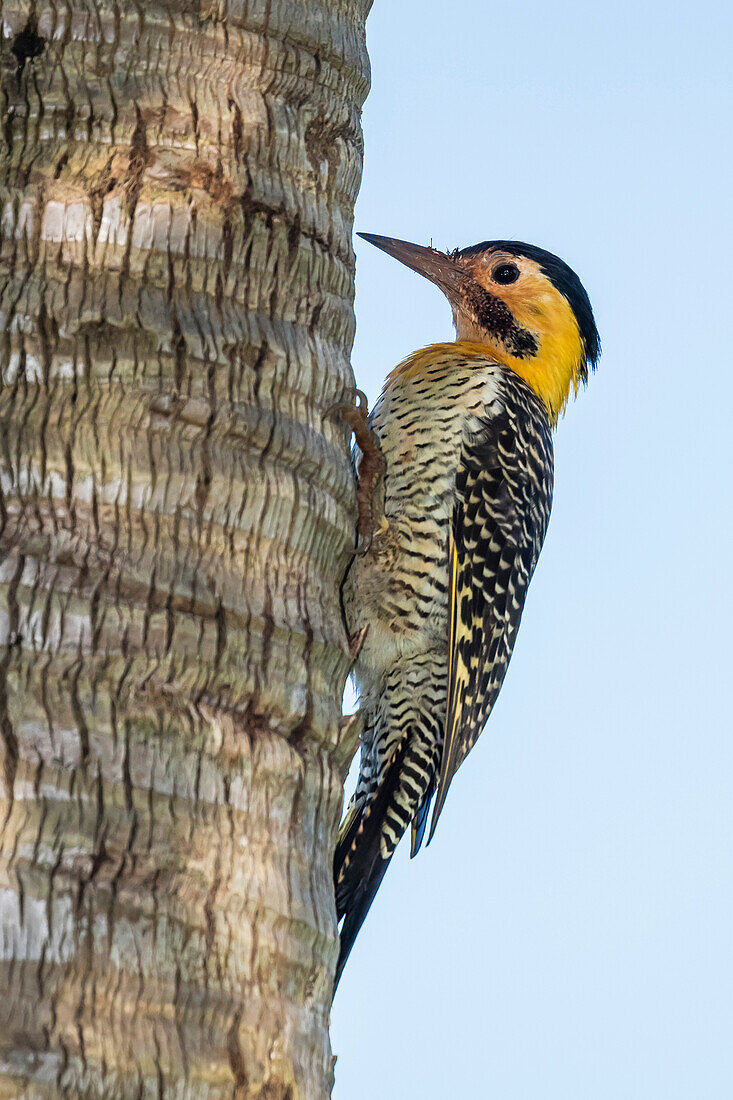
0;0;371;1094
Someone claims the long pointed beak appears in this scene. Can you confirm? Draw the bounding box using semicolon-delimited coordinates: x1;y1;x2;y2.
357;233;466;302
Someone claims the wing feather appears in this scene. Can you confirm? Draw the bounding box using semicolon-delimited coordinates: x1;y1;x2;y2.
428;377;554;841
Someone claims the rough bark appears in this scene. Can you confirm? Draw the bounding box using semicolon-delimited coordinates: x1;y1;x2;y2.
0;0;370;1095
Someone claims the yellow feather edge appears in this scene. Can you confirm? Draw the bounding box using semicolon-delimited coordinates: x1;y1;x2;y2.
337;797;361;851
428;538;465;841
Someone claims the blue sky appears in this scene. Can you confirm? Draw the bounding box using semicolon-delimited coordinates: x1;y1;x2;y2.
331;2;733;1097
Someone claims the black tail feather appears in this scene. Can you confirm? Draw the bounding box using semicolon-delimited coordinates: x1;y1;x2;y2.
334;848;393;990
332;736;409;990
410;778;436;858
334;802;365;918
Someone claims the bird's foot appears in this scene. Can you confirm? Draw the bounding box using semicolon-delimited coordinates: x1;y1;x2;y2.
329;389;387;549
347;624;369;661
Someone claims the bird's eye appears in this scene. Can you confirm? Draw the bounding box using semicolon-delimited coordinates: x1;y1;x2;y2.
492;263;520;285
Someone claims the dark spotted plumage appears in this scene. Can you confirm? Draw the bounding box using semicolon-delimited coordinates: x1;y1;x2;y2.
430;371;553;837
459;280;540;358
334;350;554;985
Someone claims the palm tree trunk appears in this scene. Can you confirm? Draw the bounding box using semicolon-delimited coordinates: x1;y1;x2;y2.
0;1;370;1095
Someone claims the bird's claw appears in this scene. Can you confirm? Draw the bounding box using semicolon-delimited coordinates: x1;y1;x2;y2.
324;388;368;422
347;624;369;661
326;388;387;547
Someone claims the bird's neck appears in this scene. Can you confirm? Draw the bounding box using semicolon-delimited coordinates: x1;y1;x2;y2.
453;303;585;424
386;338;573;426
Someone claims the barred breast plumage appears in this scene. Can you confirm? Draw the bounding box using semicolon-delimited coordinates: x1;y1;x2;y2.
351;350;503;700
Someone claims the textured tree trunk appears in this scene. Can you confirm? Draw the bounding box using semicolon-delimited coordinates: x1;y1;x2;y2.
0;0;369;1095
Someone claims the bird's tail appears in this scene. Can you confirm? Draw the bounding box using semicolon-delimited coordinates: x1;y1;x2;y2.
333;727;441;989
333;735;410;989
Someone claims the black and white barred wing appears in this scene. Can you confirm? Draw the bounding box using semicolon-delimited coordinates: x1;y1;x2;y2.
428;380;554;841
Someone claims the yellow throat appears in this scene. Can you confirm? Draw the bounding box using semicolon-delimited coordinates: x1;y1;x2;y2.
388;324;584;427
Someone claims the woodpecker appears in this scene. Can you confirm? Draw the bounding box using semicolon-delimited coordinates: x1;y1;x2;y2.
334;234;600;987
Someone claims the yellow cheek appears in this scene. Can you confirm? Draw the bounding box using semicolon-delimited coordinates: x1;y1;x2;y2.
507;293;584;423
384;287;585;426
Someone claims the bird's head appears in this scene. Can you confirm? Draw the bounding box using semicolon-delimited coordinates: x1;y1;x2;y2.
359;233;600;424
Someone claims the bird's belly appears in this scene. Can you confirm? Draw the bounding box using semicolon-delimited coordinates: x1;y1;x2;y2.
349;509;451;682
348;442;459;702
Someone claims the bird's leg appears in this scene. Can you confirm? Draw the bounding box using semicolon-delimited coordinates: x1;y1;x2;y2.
330;389;387;549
